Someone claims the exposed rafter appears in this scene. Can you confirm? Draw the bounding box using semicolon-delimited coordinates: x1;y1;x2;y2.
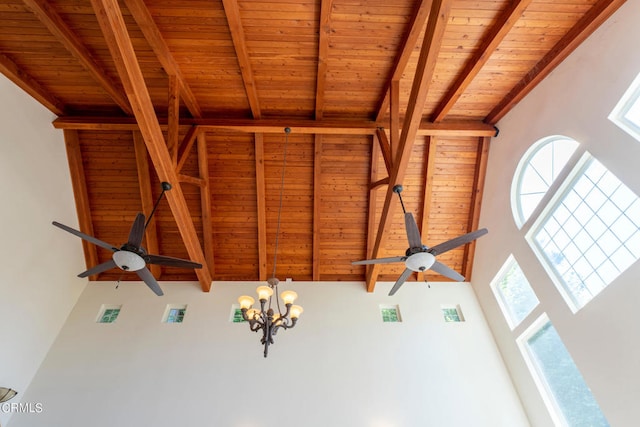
123;0;202;118
366;0;452;292
90;0;212;291
375;0;432;122
221;0;261;119
486;0;626;124
431;0;533;122
315;0;333;120
133;131;161;279
62;130;99;278
254;133;267;280
0;53;65;115
22;0;132;115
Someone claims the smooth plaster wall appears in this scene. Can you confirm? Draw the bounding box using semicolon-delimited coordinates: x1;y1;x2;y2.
0;74;86;426
9;280;529;427
471;2;640;426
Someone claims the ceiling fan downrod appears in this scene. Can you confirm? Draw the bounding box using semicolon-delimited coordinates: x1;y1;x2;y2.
393;184;407;214
144;181;172;230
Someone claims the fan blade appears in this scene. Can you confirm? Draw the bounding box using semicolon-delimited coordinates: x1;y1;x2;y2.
52;221;118;252
429;261;465;281
428;228;488;256
78;259;117;278
136;267;164;296
127;213;145;248
146;254;202;269
352;256;405;265
389;268;413;296
405;213;423;248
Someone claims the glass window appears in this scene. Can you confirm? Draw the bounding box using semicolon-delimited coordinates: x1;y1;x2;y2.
491;255;539;329
380;305;401;322
529;156;640;311
519;316;609;426
167;308;186;323
98;307;120;323
609;71;640;141
232;307;246;323
163;305;187;323
442;306;464;322
512;136;579;228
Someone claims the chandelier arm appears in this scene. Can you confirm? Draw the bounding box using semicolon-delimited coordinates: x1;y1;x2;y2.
279;303;291;318
274;317;298;334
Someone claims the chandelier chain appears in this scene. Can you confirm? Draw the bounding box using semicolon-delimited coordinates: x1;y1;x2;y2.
271;127;290;280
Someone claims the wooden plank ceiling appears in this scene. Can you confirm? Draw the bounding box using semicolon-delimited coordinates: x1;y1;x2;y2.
0;0;625;292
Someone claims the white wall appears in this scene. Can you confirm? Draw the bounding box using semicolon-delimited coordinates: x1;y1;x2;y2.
8;280;528;427
0;75;86;426
472;2;640;426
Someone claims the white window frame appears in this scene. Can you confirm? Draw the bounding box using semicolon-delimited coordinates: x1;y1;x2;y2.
490;255;539;330
517;314;568;427
162;304;187;323
441;305;465;322
96;304;122;323
511;135;580;229
526;152;640;312
609;71;640;142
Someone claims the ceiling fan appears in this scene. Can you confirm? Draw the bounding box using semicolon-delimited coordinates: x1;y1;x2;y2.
352;185;488;296
52;182;202;296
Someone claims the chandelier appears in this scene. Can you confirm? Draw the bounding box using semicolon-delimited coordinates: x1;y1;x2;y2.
237;127;303;357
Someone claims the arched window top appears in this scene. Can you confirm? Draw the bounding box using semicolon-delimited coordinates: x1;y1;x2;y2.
511;135;579;228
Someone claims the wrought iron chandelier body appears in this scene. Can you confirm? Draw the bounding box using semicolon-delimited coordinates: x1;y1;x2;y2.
237;127;303;357
238;278;302;357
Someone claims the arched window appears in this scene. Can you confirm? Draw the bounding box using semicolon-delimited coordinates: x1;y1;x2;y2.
511;136;579;228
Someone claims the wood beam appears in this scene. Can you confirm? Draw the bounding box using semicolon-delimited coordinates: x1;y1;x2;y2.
431;0;532;122
53;116;498;137
462;136;489;280
123;0;202;118
365;134;382;287
366;0;451;292
221;0;261;118
176;125;200;174
254;133;268;280
178;174;205;186
375;0;432;122
0;53;65;115
419;136;436;282
167;74;180;163
62;130;99;279
486;0;626;124
315;0;333;120
375;128;392;175
197;132;215;275
312;134;322;280
91;0;212;291
133;131;161;278
389;79;400;164
22;0;132;115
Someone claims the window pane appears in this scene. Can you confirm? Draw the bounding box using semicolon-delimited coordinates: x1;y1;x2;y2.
513;136;579;227
532;158;640;310
100;308;120;323
524;321;609;426
492;257;539;328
